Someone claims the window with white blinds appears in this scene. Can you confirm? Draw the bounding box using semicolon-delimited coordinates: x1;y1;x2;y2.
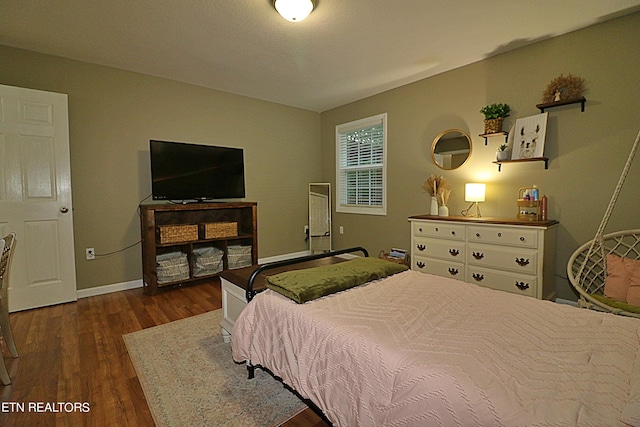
335;113;387;215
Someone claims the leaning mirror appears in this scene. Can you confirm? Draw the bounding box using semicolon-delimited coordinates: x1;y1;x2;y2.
309;183;331;254
431;129;472;170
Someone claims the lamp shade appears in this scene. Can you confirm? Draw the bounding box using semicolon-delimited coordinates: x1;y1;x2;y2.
274;0;315;22
465;183;486;202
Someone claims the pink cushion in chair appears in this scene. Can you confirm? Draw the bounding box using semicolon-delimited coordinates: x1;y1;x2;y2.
605;254;631;302
625;257;640;306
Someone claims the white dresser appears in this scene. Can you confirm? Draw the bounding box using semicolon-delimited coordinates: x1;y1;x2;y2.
409;215;559;300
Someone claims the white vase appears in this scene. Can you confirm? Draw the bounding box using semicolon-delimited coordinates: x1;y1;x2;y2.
438;205;449;216
430;196;438;215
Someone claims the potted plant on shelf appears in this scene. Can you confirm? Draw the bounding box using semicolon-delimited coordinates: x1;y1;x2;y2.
480;103;511;134
496;143;510;161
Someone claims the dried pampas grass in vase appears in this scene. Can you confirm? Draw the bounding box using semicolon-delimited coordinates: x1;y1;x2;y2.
422;174;442;196
423;174;450;215
438;187;452;216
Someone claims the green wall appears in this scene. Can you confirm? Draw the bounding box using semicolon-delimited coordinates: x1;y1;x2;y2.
0;46;321;290
2;12;639;299
321;12;640;300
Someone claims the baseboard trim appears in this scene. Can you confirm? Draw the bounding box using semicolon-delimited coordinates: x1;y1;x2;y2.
76;250;314;299
77;279;143;299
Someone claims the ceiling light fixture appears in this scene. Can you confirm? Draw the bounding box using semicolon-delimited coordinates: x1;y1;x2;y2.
273;0;315;22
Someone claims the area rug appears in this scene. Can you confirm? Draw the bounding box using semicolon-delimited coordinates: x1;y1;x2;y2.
123;309;307;427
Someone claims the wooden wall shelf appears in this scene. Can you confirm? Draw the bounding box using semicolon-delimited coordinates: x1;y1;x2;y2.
492;157;548;171
479;131;508;145
536;97;586;113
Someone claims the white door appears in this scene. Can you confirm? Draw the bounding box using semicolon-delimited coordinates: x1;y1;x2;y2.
0;84;77;312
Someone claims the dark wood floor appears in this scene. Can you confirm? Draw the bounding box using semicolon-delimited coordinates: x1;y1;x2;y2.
0;280;329;426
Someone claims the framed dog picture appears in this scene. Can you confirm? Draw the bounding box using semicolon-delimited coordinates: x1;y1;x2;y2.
511;113;548;160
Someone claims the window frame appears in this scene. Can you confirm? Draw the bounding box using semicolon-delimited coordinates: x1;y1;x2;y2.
335;113;387;216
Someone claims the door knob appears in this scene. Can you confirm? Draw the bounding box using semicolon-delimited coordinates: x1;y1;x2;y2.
60;206;69;213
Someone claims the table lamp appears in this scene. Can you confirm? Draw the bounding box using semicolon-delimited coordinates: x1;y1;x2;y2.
464;183;486;217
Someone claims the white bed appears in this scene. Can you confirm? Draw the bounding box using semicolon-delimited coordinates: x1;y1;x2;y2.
232;268;640;426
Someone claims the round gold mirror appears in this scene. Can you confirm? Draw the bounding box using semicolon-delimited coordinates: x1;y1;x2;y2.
431;129;472;170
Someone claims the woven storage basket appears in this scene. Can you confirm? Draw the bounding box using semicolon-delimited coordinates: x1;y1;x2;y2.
156;252;189;284
158;224;198;244
227;245;252;269
200;222;238;239
193;246;224;277
484;118;504;134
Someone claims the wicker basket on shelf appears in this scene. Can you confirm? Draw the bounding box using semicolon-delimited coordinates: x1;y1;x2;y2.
200;222;238;239
227;245;253;269
157;224;199;244
193;246;224;277
156;252;190;284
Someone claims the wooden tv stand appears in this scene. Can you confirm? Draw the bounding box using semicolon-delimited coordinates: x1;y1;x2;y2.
139;202;257;295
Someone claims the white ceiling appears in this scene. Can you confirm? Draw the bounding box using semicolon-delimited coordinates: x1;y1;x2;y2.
2;0;640;112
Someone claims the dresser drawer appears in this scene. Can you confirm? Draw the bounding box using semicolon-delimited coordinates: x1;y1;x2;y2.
413;222;465;241
465;266;537;297
468;226;538;249
413;255;464;279
413;237;465;262
467;244;538;274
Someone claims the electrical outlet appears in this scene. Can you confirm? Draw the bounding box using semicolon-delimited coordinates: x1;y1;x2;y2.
85;248;95;260
339;226;344;235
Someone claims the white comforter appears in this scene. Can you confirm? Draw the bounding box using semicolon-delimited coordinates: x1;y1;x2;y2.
232;270;640;426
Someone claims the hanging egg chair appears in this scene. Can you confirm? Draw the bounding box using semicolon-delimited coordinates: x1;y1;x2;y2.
567;130;640;318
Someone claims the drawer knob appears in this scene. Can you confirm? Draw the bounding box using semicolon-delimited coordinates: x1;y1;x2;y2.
515;281;530;290
417;261;426;269
520;236;525;242
451;231;456;236
515;257;530;267
472;273;485;282
472;251;484;260
419;228;423;232
448;268;459;276
476;233;480;238
435;227;439;232
417;244;426;251
449;249;460;256
497;232;502;237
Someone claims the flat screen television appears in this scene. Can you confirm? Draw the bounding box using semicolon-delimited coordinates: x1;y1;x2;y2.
150;140;245;201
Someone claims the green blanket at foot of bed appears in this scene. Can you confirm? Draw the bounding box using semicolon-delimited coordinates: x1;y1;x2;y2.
265;257;408;303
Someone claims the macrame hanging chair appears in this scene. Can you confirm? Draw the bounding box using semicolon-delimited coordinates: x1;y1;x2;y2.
567;130;640;318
